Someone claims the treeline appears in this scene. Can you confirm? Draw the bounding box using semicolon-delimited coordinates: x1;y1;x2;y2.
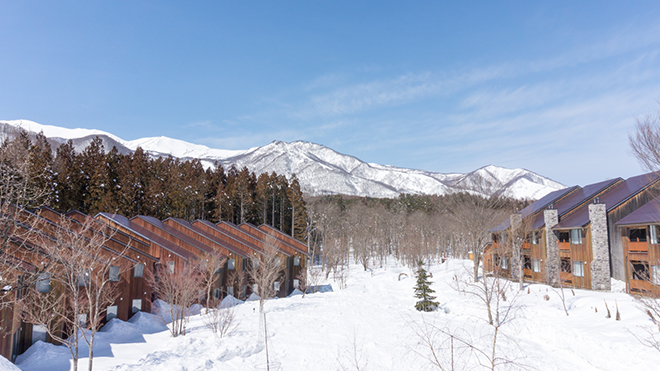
307;193;531;273
6;130;307;240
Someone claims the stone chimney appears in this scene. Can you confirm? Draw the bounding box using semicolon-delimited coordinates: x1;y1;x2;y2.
510;213;522;280
589;203;611;291
544;209;560;286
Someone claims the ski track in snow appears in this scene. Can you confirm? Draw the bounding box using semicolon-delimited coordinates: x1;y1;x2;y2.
14;259;658;371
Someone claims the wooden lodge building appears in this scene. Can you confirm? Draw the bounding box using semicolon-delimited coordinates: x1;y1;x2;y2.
488;172;660;291
0;207;309;363
615;196;660;294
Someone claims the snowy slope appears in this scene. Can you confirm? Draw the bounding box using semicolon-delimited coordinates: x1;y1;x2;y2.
0;119;565;199
13;259;660;371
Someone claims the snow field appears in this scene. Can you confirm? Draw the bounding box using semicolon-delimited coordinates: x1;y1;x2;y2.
14;258;660;370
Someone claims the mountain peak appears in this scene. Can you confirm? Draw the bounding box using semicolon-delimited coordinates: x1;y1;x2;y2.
0;119;566;199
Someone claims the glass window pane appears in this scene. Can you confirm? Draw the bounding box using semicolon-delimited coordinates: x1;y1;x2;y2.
134;263;144;278
132;299;142;313
570;229;582;244
651;226;659;245
228;259;235;270
653;265;660;285
32;325;47;344
274;281;280;291
106;305;118;321
167;261;175;274
294;257;300;266
36;273;50;293
109;266;120;282
573;261;584;277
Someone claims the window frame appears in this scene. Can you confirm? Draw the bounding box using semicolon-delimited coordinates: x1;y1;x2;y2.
532;259;541;273
109;265;120;282
134;263;145;278
573;261;584;277
570;229;582;245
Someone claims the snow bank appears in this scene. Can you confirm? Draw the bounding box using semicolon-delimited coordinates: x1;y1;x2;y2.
246;293;260;301
220;295;243;308
288;289;303;297
0;356;21;371
15;341;70;371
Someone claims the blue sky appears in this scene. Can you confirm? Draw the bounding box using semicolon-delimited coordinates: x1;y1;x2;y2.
2;1;660;186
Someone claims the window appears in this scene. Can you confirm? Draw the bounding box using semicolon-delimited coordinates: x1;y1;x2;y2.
561;258;572;273
252;259;259;270
134;263;145;278
630;228;647;242
274;281;280;291
294;257;300;266
32;325;47;344
532;259;541;273
109;265;120;282
531;232;539;245
570;229;582;245
653;265;660;285
227;286;234;297
167;261;175;274
631;261;649;281
132;299;142;313
501;257;508;270
106;305;118;321
293;279;300;289
252;284;258;293
573;261;584;277
77;313;87;325
558;232;570;243
214;288;222;299
228;259;235;271
36;273;50;293
77;270;90;287
651;225;660;245
523;257;531;270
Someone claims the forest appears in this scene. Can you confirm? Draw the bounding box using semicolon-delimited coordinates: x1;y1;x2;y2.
4;129;308;241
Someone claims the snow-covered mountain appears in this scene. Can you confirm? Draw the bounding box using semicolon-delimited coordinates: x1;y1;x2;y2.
0;119;565;199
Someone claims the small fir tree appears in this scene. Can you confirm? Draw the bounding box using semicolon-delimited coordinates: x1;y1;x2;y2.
414;263;439;312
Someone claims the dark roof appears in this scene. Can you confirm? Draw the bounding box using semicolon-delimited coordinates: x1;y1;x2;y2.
490;186;579;232
239;223;294;256
554;172;660;229
134;216;215;255
193;220;262;256
256;223;308;255
165;217;247;258
530;178;622;230
97;213;194;260
616;196;660;226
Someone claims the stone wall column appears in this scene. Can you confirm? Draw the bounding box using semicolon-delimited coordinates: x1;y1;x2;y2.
544;209;560;287
589;203;611;291
510;214;522;282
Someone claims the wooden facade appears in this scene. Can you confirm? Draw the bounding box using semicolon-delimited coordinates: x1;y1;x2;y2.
2;206;312;363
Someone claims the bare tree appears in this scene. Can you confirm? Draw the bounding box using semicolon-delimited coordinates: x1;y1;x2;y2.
447;182;511;283
630;110;660;173
248;232;283;313
203;303;237;338
451;265;524;370
0;130;52;309
197;250;227;313
227;268;247;300
21;214;125;371
147;261;204;337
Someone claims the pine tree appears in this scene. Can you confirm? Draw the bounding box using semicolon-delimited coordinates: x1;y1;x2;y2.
414;263;439;312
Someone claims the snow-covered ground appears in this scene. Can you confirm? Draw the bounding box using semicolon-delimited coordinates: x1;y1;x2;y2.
14;259;660;370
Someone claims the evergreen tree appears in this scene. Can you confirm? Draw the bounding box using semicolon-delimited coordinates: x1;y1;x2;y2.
414;263;438;312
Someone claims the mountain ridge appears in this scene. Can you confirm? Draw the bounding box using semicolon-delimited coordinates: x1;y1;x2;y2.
0;119;566;199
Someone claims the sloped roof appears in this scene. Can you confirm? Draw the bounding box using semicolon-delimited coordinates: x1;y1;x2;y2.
530;178;622;230
616;195;660;226
489;186;578;232
554;172;660;229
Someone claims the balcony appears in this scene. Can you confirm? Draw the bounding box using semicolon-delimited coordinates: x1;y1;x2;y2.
629;240;648;252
